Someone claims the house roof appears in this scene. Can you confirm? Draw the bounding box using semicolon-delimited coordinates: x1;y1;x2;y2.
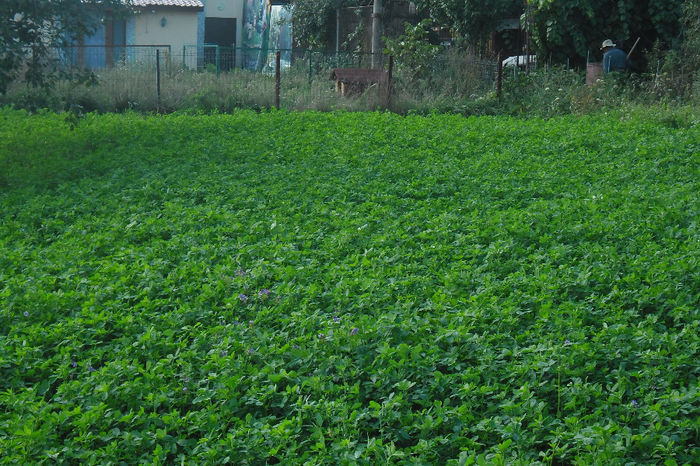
128;0;204;8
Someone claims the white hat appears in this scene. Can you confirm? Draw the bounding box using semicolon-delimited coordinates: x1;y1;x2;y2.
601;39;616;49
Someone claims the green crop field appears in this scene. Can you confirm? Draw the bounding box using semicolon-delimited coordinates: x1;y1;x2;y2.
1;108;698;464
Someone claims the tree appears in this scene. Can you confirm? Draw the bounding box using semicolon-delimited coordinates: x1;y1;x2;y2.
680;0;699;74
526;0;684;67
414;0;522;49
0;0;126;94
286;0;373;48
383;19;440;79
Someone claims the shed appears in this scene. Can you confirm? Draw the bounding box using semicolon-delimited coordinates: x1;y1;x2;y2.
330;68;386;96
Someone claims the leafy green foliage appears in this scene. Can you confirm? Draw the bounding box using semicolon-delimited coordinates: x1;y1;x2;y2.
527;0;684;67
0;0;126;94
287;0;371;48
383;20;440;80
415;0;522;47
1;109;699;463
657;0;700;99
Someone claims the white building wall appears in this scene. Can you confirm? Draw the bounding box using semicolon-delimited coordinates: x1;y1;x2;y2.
133;9;199;64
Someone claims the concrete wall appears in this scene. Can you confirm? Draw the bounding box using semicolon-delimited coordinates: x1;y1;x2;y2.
133;9;199;64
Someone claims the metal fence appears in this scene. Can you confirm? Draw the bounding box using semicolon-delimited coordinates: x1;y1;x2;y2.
12;45;502;112
54;45;172;71
181;45;384;78
49;45;391;83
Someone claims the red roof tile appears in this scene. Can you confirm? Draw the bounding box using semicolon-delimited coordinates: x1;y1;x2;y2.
128;0;204;8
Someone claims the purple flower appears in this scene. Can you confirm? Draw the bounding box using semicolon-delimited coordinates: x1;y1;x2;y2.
350;327;359;335
184;377;190;383
318;333;325;339
238;293;248;302
88;365;95;373
71;361;77;368
182;387;187;392
258;288;271;298
564;339;571;346
233;321;240;327
332;316;340;324
221;350;228;357
247;348;255;355
630;400;639;407
236;268;245;277
293;344;300;349
23;311;29;317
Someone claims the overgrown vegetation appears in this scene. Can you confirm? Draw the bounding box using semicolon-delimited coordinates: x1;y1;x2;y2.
527;0;684;67
1;49;698;117
1;0;127;93
1;108;698;463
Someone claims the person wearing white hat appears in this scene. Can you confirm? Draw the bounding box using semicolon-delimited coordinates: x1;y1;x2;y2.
601;39;627;73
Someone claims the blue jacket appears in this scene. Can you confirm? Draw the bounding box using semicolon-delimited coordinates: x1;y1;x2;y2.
603;48;627;73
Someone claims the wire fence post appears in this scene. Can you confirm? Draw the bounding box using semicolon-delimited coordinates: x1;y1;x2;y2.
216;46;220;77
308;51;313;85
156;49;161;112
275;51;281;110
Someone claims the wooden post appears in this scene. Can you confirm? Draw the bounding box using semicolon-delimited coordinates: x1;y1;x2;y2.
496;51;502;99
308;51;313;85
274;50;281;110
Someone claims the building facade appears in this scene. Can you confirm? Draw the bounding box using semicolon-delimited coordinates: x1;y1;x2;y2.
75;0;291;70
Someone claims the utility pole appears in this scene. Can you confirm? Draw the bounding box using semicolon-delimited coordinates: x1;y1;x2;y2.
371;0;383;69
524;0;530;74
336;8;341;57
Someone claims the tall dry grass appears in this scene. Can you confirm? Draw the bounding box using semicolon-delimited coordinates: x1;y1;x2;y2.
1;48;696;116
